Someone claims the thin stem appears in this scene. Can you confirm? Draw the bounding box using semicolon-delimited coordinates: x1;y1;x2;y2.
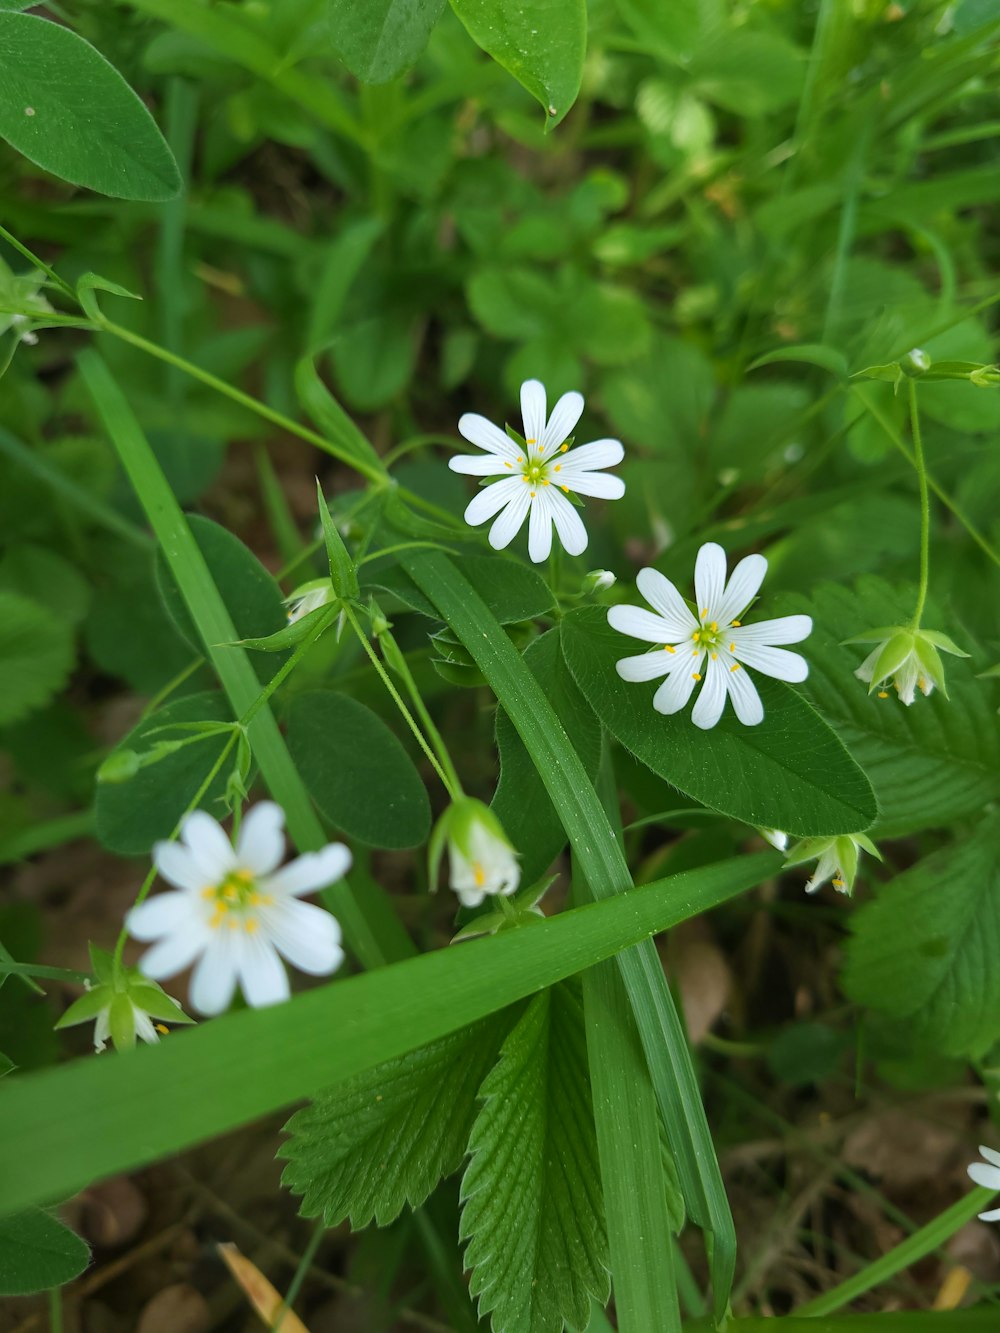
269;1221;325;1331
907;379;931;628
0;224;75;299
341;603;460;799
381;629;464;798
142;656;206;719
48;1287;63;1333
112;730;239;968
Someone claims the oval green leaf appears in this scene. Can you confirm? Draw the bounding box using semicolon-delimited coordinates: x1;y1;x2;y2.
560;606;876;837
94;692;235;856
0;1208;89;1295
0;13;180;200
286;690;431;849
449;0;587;129
329;0;447;83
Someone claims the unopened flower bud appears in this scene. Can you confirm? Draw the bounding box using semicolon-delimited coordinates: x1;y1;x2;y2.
429;798;520;909
901;347;931;377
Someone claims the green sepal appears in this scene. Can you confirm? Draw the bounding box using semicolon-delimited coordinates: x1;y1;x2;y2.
108;993;136;1050
834;835;859;891
451;876;557;943
316;481;359;600
231;605;332;652
88;944;116;986
851;361;902;386
504;423;528;447
868;632;914;692
919;629;970;658
854;833;882;860
54;985;112;1029
841;624;905;645
914;636;947;696
96;748;141;784
978;661;1000;679
128;985;193;1024
782;836;833;869
427;806;454;893
76;271;141;325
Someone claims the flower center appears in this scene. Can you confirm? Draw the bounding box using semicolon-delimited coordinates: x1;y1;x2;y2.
202;868;272;931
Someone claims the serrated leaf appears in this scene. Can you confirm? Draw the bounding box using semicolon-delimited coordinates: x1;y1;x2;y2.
280;1008;515;1228
0;14;180;200
789;579;1000;836
285;690;431;849
329;0;446;83
0;591;74;727
842;813;1000;1060
460;984;609;1333
493;629;600;885
450;0;586;129
560;606;876;837
0;1208;89;1295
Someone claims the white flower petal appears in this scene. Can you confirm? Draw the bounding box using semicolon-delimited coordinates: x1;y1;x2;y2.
608;604;680;644
189;932;240;1016
528;490;554;563
152;841;209;893
520;380;547;447
128;891;196;942
980;1146;1000;1171
488;485;531;550
547;486;588;556
180;810;237;880
132;1007;160;1045
694;543;727;618
804;848;839;894
93;1009;109;1053
237;934;290;1008
558;470;626;499
615;651;675;683
266;900;344;975
465;475;523;527
236;801;286;876
266;843;352;898
715;553;768;626
653;659;701;715
724;662;764;726
449;453;515;476
138;926;211;981
691;654;728;730
458;413;520;459
855;645;881;684
969;1162;1000;1190
636;568;698;639
734;643;809;683
560;439;623;472
540;390;584;457
731;615;812;647
978;1207;1000;1222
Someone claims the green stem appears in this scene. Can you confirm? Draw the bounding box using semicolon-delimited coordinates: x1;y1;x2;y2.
142;656;206;718
381;629;464;798
270;1220;325;1331
342;604;460;800
795;1187;996;1317
49;1286;63;1333
111;729;239;968
0;223;75;299
907;379;931;628
238;606;339;730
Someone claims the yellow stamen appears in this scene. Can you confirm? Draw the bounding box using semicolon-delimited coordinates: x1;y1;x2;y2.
526;438;536;444
691;672;702;681
730;663;740;672
918;676;927;690
201;886;215;899
692;630;700;641
245;918;259;934
878;689;889;698
832;878;845;888
473;863;486;888
554;464;561;472
701;607;709;617
504;461;512;468
517;455;524;463
561;485;569;493
731;620;741;627
530;490;536;497
542;479;550;486
223;885;238;901
729;642;735;651
560;443;569;452
709;622;718;632
155;1023;169;1035
663;644;675;654
522;475;530;483
711;651;717;659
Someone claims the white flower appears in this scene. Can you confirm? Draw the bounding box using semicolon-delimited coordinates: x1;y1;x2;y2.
584;568;617;593
450;379;625;563
850;625;968;705
608;542;813;730
430;798;520;909
968;1147;1000;1221
784;833;880;895
127;802;349;1016
759;828;788;852
55;946;192;1053
284;578;335;624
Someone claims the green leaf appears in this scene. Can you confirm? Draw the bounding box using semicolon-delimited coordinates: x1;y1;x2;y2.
94;691;234;856
0;1208;89;1295
0;543;91;625
449;0;587;129
369;553;553;624
691;29;805;116
281;1008;515;1226
156;514;290;685
0;852;774;1220
328;0;447;83
286;690;431;849
493;629;601;885
748;343;849;378
461;984;609;1333
560;607;876;837
842;813;1000;1060
790;579;1000;836
0;14;180;200
0;591;74;728
295;354;384;474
